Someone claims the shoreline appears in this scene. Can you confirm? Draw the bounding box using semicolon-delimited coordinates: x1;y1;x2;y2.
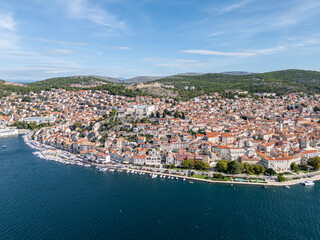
21;133;320;187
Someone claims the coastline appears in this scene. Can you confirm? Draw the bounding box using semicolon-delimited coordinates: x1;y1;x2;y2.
21;133;320;187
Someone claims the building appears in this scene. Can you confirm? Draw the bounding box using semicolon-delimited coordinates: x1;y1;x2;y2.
126;105;157;117
23;116;56;124
0;128;18;137
146;149;162;166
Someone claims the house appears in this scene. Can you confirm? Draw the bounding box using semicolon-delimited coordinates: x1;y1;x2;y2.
146;149;162;166
165;151;175;165
132;154;147;165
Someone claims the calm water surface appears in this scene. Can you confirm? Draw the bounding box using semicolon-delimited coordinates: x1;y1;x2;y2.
1;136;320;240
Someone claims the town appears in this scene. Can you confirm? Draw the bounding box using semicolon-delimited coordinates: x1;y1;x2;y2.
1;89;320;185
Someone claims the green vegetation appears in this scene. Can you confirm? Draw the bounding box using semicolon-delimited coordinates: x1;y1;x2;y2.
277;175;287;182
195;161;210;170
216;160;229;172
181;159;195;169
227;161;242;174
308;157;320;170
2;70;320;100
265;168;277;176
216;160;265;175
290;162;299;171
13;121;50;130
194;175;210;180
0;76;145;98
212;173;232;181
153;69;320;100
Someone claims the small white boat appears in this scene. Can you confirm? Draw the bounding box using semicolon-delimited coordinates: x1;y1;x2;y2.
183;178;186;181
2;145;6;148
285;185;290;189
189;181;194;184
301;180;315;186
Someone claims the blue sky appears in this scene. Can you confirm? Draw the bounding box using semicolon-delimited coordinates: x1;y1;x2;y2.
1;0;320;81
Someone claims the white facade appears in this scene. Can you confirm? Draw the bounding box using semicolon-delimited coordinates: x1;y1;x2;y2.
146;149;162;166
0;128;18;137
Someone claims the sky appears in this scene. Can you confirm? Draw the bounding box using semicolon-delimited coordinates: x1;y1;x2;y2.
1;0;320;81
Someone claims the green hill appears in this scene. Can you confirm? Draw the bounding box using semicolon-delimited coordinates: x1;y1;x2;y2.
27;76;114;89
1;70;320;99
0;76;143;98
151;69;320;99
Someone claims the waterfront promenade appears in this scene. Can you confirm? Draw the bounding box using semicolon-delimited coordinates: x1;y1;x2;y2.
21;133;320;188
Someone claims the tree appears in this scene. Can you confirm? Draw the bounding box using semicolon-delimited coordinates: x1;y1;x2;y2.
195;160;210;170
314;106;320;112
308;157;320;170
181;159;195;169
300;163;308;171
216;160;229;172
242;162;251;173
174;111;179;118
213;173;224;179
265;168;277;176
162;112;166;118
277;175;287;182
156;111;160;118
247;165;255;175
150;112;155;118
253;165;266;174
227;161;242;174
290;162;299;171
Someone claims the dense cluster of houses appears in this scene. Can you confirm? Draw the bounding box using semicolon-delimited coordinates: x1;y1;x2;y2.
2;89;320;172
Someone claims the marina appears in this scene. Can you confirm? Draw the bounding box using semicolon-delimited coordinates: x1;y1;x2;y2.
15;132;320;187
2;135;320;240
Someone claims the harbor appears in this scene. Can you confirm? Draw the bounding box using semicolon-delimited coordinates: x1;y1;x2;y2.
2;135;320;240
20;132;320;187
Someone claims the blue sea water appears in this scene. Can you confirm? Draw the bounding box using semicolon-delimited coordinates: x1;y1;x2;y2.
1;136;320;240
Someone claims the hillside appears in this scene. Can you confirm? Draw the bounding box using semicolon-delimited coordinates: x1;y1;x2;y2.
28;76;114;88
2;69;320;100
146;69;320;99
124;76;163;84
90;75;121;83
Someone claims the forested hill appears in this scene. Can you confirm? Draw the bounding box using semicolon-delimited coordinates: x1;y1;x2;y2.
0;76;144;98
1;69;320;99
27;76;114;89
151;69;320;99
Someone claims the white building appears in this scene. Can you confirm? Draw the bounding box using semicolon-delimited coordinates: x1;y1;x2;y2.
126;105;157;117
146;149;162;166
0;128;18;137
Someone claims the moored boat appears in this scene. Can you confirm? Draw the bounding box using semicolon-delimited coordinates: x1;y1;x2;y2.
300;180;315;186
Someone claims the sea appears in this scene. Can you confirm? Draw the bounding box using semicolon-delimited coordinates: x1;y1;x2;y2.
1;135;320;240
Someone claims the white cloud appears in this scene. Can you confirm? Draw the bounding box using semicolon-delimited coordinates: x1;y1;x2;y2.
49;49;74;55
219;0;252;14
0;12;15;31
115;46;132;50
31;38;87;46
0;12;19;49
272;0;320;28
59;0;127;30
182;46;285;57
